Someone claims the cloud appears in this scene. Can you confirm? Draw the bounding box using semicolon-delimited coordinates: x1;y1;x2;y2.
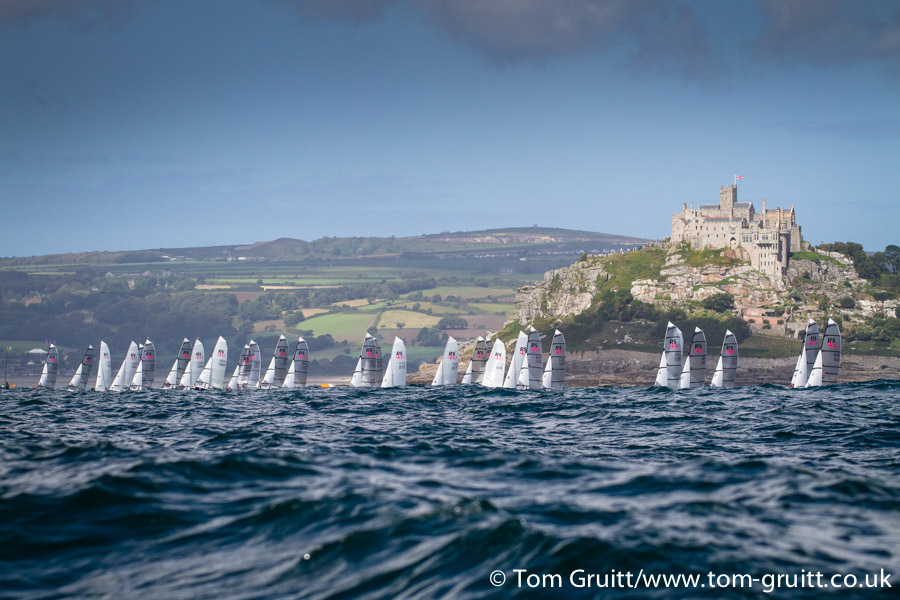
0;0;144;28
753;0;900;74
280;0;727;81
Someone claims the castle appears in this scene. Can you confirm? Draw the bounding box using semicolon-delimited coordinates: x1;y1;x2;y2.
670;184;803;286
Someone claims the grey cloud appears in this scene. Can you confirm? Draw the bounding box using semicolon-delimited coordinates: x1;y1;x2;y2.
0;0;144;28
284;0;727;80
753;0;900;73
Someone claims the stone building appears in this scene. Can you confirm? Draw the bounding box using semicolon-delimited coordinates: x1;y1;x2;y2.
670;184;803;286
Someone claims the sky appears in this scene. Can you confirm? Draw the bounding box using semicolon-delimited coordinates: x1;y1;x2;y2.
1;0;899;256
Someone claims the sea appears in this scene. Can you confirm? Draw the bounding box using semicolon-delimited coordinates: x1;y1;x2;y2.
1;382;899;599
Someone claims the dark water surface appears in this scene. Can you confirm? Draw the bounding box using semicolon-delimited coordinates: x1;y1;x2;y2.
2;382;899;599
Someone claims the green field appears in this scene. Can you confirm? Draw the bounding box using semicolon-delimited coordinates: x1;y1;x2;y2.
376;310;441;329
297;312;378;341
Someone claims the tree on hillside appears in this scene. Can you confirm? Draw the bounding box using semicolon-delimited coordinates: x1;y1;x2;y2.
437;316;469;330
701;293;735;313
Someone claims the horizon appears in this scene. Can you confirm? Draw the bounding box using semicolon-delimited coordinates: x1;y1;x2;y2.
3;0;899;255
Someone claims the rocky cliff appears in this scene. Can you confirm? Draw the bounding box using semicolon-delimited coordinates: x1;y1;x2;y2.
507;245;898;329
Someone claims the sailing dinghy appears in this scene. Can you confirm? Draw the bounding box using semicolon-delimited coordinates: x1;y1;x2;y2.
481;339;506;388
430;336;459;386
163;338;192;389
283;337;309;388
654;322;683;388
710;330;738;388
679;327;707;389
541;329;566;391
110;341;139;392
515;327;543;390
790;319;820;388
94;341;112;391
259;335;290;389
806;318;841;387
381;337;407;388
66;345;94;392
37;344;59;389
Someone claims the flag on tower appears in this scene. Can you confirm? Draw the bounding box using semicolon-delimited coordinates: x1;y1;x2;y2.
733;174;744;185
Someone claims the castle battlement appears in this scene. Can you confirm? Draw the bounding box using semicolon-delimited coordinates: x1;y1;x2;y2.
670;184;803;287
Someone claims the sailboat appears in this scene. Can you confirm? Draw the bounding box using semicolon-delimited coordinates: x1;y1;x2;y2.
235;344;252;390
36;344;59;389
259;335;290;389
226;364;241;391
515;327;543;390
790;319;820;388
65;345;94;392
163;338;193;389
806;318;841;387
481;339;506;388
381;337;407;388
679;327;707;389
178;339;204;389
654;322;683;388
541;329;566;391
462;336;486;384
430;336;459;386
94;341;112;392
710;330;738;388
130;340;156;391
248;341;261;389
350;333;382;387
110;341;139;392
502;331;527;389
195;336;227;390
283;337;309;388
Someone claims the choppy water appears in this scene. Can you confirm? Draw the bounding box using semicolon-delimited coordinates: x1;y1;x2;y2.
2;382;899;599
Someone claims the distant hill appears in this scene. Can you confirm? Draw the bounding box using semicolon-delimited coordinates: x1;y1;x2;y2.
0;227;651;266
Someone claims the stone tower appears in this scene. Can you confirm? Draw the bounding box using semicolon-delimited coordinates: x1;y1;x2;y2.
720;185;736;215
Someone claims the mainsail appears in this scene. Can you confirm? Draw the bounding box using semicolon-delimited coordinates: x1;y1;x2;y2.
679;327;707;389
791;319;820;388
466;337;487;385
259;335;289;389
197;336;227;390
179;339;205;389
481;339;506;388
381;337;407;388
360;333;383;387
283;337;309;388
247;341;261;388
807;318;841;387
654;322;683;388
502;331;528;389
163;338;192;389
66;345;94;392
516;327;543;390
37;344;59;389
110;341;139;392
130;340;156;391
95;341;112;392
541;329;566;391
236;344;252;389
430;336;459;386
710;330;738;388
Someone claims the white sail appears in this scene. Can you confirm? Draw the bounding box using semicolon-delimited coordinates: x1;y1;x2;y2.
95;341;112;391
66;345;94;392
790;344;808;388
791;319;819;387
163;338;191;388
430;336;459;386
227;364;240;391
654;351;668;387
516;354;528;388
130;340;156;391
655;322;683;388
259;335;289;389
349;358;362;387
247;341;261;388
284;337;309;388
542;329;566;391
503;331;528;389
381;337;407;388
360;333;383;387
807;318;841;387
481;339;506;388
110;341;139;392
516;327;543;390
209;336;227;389
679;327;707;389
236;344;252;389
179;339;204;388
461;360;473;384
37;344;59;389
710;330;738;388
467;337;487;385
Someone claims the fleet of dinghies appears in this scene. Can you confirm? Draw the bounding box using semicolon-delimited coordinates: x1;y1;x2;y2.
30;317;842;391
653;317;841;389
429;326;567;391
